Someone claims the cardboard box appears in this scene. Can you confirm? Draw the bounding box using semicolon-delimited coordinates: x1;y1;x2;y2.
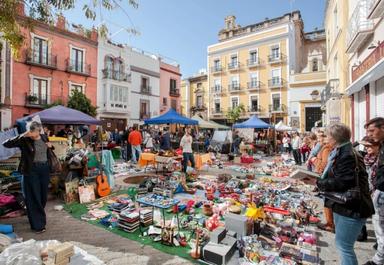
48;242;74;264
224;213;248;239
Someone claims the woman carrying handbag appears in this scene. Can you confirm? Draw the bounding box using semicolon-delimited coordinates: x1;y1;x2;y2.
316;123;374;265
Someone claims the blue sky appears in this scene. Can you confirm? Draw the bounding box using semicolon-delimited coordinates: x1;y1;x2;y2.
64;0;326;78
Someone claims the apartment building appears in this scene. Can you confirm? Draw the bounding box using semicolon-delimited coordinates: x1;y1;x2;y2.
289;30;327;132
97;38;131;131
181;71;208;118
323;0;351;126
207;12;303;125
159;60;181;114
9;5;98;125
345;0;384;140
128;48;160;126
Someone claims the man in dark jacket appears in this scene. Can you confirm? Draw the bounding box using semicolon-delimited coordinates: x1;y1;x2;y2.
160;128;171;150
3;121;53;234
364;117;384;265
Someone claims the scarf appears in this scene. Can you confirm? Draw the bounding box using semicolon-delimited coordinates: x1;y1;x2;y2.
320;142;349;179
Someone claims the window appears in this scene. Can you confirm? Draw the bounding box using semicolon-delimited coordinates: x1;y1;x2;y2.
250;96;258;110
171;99;177;110
333;6;338;38
214;99;221;112
230;76;239;88
271;45;280;59
70;48;84;72
32;78;48;104
196;95;203;107
272;94;281;110
249;50;258;63
170;79;177;91
33;37;48;65
271;69;281;85
140;100;150;119
231;97;239;108
250;73;258;86
312;58;319;72
69;83;85;95
197;82;202;89
109;85;128;109
333;54;338;78
214;79;221;91
163;97;167;106
141;77;150;93
230;55;238;67
214;59;221;71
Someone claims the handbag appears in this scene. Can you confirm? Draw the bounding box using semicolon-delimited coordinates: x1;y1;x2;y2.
47;148;62;173
320;150;361;204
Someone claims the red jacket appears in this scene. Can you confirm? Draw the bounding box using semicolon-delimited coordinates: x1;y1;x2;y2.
128;131;142;146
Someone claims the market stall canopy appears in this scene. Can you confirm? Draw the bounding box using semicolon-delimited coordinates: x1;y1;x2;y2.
16;105;102;125
275;121;294;131
144;109;198;125
233;115;272;129
191;115;229;129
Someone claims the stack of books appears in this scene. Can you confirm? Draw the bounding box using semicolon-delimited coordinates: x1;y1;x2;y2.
118;210;140;232
140;209;153;227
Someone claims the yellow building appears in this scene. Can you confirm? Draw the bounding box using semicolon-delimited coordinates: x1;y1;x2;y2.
180;71;208;118
207;12;304;125
323;0;351;125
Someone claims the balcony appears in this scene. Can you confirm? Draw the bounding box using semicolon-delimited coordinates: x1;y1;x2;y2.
211;86;226;94
66;59;91;76
269;104;287;113
25;50;57;69
140;112;151;120
227;62;240;71
211;108;224;116
169;89;180;97
191;105;207;111
368;0;384;19
228;83;241;93
346;0;374;53
268;53;286;64
25;93;48;108
247;81;261;91
141;86;152;95
102;69;130;82
268;78;285;88
211;65;223;74
247;58;261;68
248;106;262;113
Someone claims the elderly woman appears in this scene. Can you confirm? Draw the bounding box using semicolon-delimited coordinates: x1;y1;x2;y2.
316;123;374;265
3;121;53;234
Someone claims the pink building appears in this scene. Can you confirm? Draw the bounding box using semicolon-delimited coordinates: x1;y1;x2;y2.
159;61;181;114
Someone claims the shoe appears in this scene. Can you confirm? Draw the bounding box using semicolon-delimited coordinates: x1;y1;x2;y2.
363;261;378;265
373;242;378;250
317;223;335;233
35;228;46;234
357;225;368;242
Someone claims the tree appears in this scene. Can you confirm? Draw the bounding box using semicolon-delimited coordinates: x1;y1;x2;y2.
67;89;97;117
43;99;63;109
0;0;139;53
226;104;245;124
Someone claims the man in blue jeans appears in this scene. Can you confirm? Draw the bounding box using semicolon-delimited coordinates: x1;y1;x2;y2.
180;128;195;172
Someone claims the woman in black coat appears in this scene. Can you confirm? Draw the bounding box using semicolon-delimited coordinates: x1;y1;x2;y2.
317;123;374;265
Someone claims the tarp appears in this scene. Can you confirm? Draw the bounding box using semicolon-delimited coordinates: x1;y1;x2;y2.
275;121;294;131
191;115;229;129
16;105;101;125
233;115;272;129
144;108;198;125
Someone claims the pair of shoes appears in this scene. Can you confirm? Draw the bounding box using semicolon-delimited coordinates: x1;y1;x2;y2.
363;261;378;265
373;242;378;250
35;228;46;234
317;223;335;233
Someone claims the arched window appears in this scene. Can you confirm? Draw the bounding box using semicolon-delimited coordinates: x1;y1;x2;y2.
312;58;319;72
114;58;124;73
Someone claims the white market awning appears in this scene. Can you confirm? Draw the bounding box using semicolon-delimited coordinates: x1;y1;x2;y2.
346;57;384;96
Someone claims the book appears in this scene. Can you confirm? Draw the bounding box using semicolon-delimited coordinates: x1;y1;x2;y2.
290;169;320;180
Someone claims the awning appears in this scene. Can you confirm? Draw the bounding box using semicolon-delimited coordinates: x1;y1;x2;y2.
191;115;230;129
346;57;384;95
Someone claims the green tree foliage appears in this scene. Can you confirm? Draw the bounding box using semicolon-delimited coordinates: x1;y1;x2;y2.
226;104;245;124
67;89;97;117
0;0;138;52
43;99;63;109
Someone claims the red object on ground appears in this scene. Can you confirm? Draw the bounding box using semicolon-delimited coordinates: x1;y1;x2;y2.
263;206;291;216
241;156;254;164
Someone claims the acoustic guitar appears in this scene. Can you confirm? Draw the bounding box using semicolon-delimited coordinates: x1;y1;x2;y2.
96;127;111;197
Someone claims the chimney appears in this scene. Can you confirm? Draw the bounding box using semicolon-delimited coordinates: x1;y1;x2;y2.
56;15;66;30
90;28;98;41
16;2;25;16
